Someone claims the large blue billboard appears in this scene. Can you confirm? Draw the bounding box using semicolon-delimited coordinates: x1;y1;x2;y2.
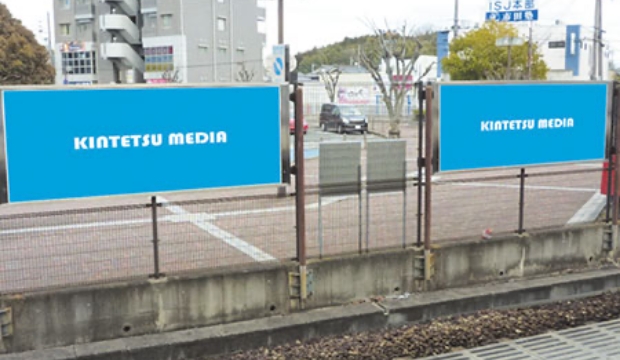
1;85;286;203
438;83;610;172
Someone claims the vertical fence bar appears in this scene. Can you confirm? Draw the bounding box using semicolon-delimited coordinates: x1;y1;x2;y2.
150;196;162;279
360;165;365;254
416;82;425;248
518;168;527;235
424;85;433;251
294;87;307;266
612;82;620;225
318;195;323;259
402;160;407;249
606;95;616;222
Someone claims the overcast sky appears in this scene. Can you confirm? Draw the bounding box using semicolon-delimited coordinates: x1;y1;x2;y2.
2;0;619;64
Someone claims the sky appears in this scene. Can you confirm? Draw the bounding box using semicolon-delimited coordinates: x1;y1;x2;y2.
2;0;619;65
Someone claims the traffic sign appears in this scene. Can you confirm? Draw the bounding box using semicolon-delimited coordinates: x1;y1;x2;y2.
272;44;286;84
486;0;538;23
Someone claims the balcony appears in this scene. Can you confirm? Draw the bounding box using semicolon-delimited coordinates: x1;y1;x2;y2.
75;3;95;20
100;43;144;71
100;14;141;45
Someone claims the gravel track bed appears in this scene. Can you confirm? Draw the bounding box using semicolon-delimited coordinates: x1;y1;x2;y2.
214;291;620;360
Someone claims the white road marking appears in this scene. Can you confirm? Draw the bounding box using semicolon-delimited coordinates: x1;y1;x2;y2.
446;182;598;193
567;193;607;225
158;196;276;262
0;218;153;235
0;197;351;237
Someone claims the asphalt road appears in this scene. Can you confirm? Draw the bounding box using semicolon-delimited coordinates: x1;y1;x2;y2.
0;125;605;294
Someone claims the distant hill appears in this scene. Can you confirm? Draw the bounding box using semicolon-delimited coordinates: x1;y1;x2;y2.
296;32;438;74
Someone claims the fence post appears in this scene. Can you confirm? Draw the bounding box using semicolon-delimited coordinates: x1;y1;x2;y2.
149;196;162;279
294;87;307;267
416;81;425;248
423;85;433;251
517;168;527;235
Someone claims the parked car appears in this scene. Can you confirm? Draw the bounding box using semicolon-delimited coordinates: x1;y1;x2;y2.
319;103;368;134
289;108;308;135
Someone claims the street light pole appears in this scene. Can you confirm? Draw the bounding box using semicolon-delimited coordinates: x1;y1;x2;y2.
278;0;284;44
453;0;459;38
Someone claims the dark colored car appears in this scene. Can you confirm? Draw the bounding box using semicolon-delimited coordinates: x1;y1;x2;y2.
319;103;368;134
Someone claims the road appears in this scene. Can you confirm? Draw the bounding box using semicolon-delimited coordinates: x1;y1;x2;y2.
0;124;606;293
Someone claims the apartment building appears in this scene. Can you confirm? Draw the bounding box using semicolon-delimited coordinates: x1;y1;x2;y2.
53;0;266;85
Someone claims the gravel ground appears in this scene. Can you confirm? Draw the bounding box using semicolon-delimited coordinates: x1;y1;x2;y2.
214;291;620;360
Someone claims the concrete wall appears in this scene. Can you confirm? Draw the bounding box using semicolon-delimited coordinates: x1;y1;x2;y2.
0;224;614;354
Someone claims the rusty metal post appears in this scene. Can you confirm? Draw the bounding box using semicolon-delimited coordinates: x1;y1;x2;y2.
613;85;620;226
149;196;162;279
416;82;425;248
518;168;527;235
294;87;306;266
424;86;433;251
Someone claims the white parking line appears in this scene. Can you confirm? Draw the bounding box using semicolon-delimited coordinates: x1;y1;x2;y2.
0;218;152;236
567;193;607;225
446;182;598;193
157;196;276;262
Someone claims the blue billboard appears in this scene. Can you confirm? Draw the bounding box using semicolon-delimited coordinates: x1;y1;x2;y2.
1;85;286;203
438;83;610;172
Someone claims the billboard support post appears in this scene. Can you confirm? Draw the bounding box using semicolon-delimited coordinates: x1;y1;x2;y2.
424;85;434;251
293;87;306;267
149;196;163;280
416;81;425;248
614;83;620;226
517;168;527;235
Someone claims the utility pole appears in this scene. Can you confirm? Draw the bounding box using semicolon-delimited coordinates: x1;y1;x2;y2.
453;0;459;38
597;0;603;80
278;0;284;44
527;23;533;79
592;0;602;80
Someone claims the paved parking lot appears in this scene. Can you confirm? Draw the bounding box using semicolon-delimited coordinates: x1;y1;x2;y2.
0;124;606;293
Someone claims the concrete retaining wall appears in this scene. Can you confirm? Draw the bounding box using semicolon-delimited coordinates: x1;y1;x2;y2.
0;223;615;354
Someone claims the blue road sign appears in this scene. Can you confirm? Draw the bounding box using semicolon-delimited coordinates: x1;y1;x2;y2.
272;45;286;83
486;10;538;22
1;86;285;203
486;0;538;22
274;57;284;77
438;83;610;172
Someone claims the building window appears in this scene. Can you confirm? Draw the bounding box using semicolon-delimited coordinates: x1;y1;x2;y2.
60;23;71;36
217;0;224;3
218;47;227;55
217;17;226;31
76;0;89;5
143;14;157;29
161;14;173;29
77;23;89;35
62;51;96;75
145;46;174;72
548;41;566;49
60;0;71;9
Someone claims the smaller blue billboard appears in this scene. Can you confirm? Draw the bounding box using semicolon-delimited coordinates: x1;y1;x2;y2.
1;85;286;203
438;83;610;172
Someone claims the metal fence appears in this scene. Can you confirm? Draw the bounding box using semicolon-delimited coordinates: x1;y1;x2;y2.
302;82;422;126
0;83;615;295
0;163;608;294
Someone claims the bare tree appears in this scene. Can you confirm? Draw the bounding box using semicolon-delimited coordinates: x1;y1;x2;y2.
319;67;341;103
358;23;434;138
162;69;181;83
236;62;255;82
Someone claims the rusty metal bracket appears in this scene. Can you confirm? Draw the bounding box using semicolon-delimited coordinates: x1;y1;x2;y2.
0;308;13;338
413;248;435;281
289;267;314;309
